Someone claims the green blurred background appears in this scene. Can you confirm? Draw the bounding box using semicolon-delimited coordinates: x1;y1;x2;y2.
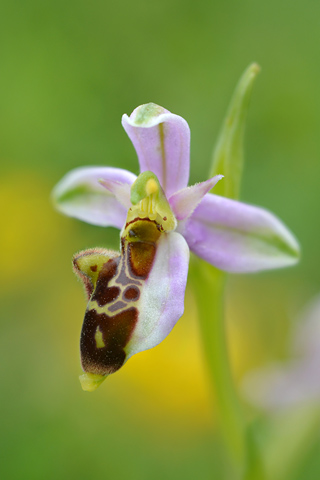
1;1;319;479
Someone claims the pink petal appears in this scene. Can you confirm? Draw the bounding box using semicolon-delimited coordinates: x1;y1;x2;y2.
99;179;132;210
242;295;320;410
242;360;320;411
180;193;300;273
52;167;137;228
292;295;320;361
169;175;223;220
122;103;190;198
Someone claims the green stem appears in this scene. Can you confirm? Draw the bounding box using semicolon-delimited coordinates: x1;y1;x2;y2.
191;259;245;469
191;259;267;479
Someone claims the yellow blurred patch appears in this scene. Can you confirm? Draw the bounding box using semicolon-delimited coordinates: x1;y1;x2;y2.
0;171;64;288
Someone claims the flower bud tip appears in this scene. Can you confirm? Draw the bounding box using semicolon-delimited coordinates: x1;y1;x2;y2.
79;372;107;392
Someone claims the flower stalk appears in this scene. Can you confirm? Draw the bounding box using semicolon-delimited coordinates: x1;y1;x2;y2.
190;260;245;467
193;63;268;478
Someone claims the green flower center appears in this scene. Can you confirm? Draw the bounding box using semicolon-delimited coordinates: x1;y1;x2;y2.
125;171;176;232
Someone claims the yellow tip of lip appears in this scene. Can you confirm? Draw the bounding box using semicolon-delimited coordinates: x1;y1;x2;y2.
145;178;159;196
79;372;107;392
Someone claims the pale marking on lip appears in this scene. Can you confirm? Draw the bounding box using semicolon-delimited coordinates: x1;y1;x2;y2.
95;327;105;348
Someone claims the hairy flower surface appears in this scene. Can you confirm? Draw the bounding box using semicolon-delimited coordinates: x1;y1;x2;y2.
53;103;299;391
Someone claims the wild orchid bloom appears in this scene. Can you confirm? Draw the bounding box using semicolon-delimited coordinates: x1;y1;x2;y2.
53;103;299;391
242;296;320;411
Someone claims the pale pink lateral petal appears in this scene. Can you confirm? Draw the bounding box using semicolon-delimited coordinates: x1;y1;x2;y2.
242;360;320;411
242;295;320;410
292;295;320;361
52;167;137;228
179;193;300;273
99;179;132;210
169;175;223;220
125;232;190;358
122;103;190;197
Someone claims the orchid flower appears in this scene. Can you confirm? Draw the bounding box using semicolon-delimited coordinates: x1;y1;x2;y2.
242;295;320;411
53;102;299;391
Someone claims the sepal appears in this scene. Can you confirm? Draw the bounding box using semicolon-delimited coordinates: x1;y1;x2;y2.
122;103;190;197
181;193;300;273
52;167;136;228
